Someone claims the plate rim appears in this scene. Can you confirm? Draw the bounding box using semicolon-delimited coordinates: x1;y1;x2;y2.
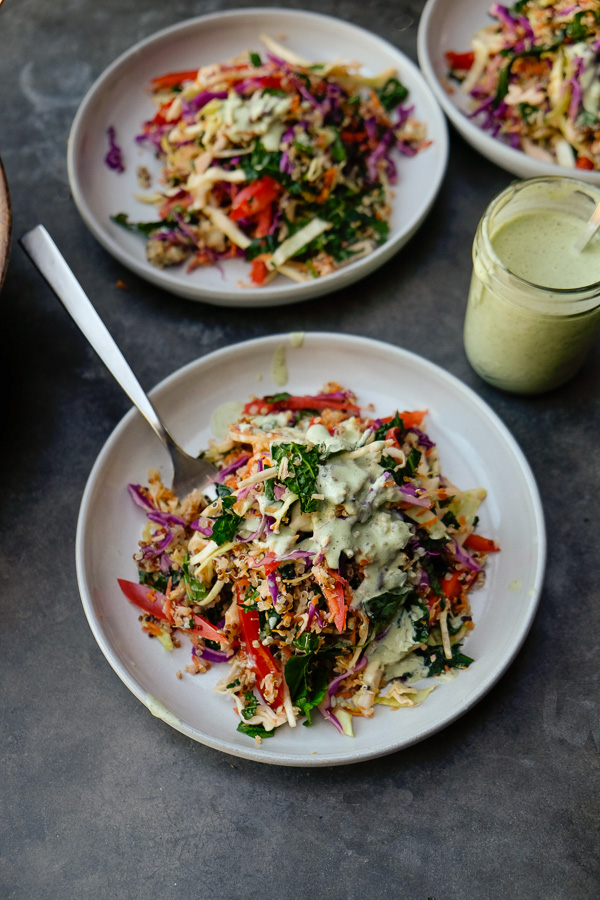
66;6;449;307
75;331;546;766
416;0;600;184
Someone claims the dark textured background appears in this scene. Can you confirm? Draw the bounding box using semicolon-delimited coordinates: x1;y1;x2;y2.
1;1;598;898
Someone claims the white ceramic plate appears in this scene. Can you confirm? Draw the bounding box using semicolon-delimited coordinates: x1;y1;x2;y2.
417;0;600;183
76;332;545;767
67;7;448;308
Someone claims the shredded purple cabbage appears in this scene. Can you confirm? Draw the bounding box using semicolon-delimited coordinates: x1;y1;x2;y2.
105;126;125;173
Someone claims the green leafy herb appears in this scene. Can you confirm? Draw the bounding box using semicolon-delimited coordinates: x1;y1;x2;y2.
241;586;260;610
376;77;409;111
518;102;538;123
292;632;321;654
264;392;291;403
270;442;320;513
442;510;460;529
285;651;330;725
182;557;208;604
374;411;406;442
240;691;259;720
363;586;414;633
249;51;262;67
421;555;446;597
139;569;171;594
263;477;277;505
237;722;275;739
329;129;347;163
383;447;422;484
410;600;430;644
111;213;169;236
210;495;243;545
566;11;595;41
215;483;233;499
244;233;278;261
422;644;474;676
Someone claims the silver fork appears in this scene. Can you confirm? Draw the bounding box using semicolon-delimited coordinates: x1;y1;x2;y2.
20;225;218;499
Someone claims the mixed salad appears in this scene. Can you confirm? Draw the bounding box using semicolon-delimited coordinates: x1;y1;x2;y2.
110;35;429;285
446;1;600;170
118;386;499;742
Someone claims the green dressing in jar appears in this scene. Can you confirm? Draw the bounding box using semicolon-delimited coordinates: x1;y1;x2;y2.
463;177;600;394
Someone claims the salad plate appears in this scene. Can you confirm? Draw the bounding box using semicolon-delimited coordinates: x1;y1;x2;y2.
67;7;448;308
76;332;545;767
417;0;600;183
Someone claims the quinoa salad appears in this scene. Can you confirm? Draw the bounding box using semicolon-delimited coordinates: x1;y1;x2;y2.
110;34;430;285
446;1;600;170
118;386;499;742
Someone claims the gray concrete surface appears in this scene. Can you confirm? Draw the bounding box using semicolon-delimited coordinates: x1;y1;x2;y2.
1;1;598;898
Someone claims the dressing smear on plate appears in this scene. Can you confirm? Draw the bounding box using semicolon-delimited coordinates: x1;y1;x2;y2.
118;386;498;742
445;1;600;170
109;34;430;286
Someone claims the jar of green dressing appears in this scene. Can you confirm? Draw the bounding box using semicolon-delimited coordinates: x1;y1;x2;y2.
464;176;600;394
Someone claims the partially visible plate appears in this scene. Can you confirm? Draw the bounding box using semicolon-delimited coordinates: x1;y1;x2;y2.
417;0;600;183
76;332;545;767
67;7;448;308
0;156;11;291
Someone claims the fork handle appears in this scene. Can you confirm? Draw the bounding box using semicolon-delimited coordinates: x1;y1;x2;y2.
20;225;172;452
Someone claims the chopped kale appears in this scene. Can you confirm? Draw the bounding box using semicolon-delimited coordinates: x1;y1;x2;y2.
383;447;422;484
566;10;597;41
270;442;320;513
363;585;415;633
374;412;406;442
285;650;331;725
422;643;474;676
240;691;259;720
237;722;275;739
210;495;243;545
111;212;169;235
442;510;460;529
139;569;171;594
244;233;278;261
518;102;538;123
376;77;409;111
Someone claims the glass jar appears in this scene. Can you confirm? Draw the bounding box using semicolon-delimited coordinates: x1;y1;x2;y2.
463;176;600;394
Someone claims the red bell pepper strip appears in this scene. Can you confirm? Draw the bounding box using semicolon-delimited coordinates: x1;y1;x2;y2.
151;70;199;91
250;258;269;285
242;394;361;415
237;602;284;707
118;578;167;617
229;176;281;221
189;614;229;644
314;569;347;632
254;203;273;238
576;156;595;170
445;51;475;70
255;75;283;90
442;570;462;601
464;534;500;553
117;578;228;643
